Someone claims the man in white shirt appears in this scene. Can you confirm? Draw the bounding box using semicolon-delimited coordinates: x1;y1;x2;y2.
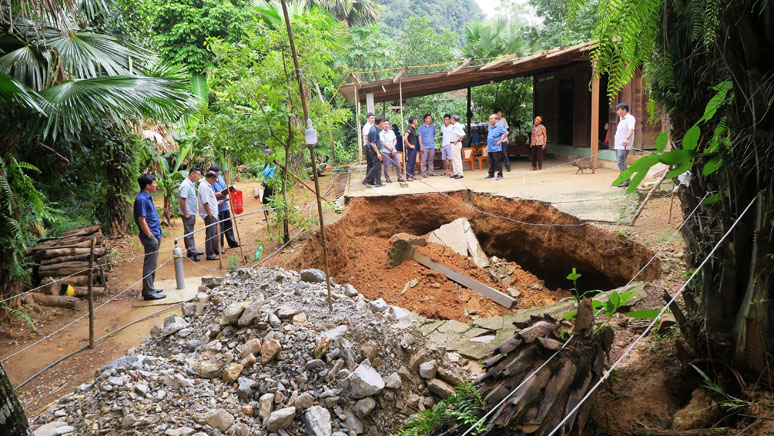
178;167;202;261
614;103;636;187
198;171;222;260
440;114;454;176
449;115;467;179
379;118;404;183
361;112;375;186
495;109;511;171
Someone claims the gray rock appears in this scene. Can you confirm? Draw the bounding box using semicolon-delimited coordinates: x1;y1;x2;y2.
418;360;438;380
98;356;137;374
343;410;364;434
268;311;281;327
305;359;325;371
33;421;70;436
300;269;326;283
342;284;359;297
384;372;401;390
368;298;389;313
172;374;193;390
438;367;464;386
506;287;521;298
237;299;263;327
322;325;348;340
343;361;385;399
196;360;222;379
122;414;138;428
181;302;196;317
237;377;258;401
353;397;375;418
304;405;332;436
295;392;315;409
221;301;248;325
201;275;225;288
266;407;296;431
229;423;249;436
204;409;234;430
152;315;189;338
177;327;193;338
277;305;298;318
134;383;149;396
427;378;455;399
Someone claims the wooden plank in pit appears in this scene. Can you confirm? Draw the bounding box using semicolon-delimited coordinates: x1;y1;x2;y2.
412;252;515;308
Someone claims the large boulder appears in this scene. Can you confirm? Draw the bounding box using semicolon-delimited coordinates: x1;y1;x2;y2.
342;360;385;399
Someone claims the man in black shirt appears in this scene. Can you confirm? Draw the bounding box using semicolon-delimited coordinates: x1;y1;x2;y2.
364;116;384;187
403;116;419;181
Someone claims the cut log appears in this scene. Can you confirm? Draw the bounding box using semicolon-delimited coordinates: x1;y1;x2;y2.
61;225;101;238
40;252;106;265
27;293;78;309
38;261;90;275
35;247;106;260
477;300;614;435
60;286;106;298
40;275;94;288
27;237;103;252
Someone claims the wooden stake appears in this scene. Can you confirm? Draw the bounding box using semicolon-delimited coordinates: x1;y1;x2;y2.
630;170;669;226
87;238;95;349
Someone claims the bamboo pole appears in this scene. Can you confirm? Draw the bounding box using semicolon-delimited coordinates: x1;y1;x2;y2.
87;238;95;349
281;0;333;311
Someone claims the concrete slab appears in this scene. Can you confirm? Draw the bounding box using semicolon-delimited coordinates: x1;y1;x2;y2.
427;219;468;256
473;317;504;331
133;276;201;307
345;158;635;222
436;319;472;334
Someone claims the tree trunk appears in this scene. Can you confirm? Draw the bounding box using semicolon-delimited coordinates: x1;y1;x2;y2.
477;299;613;435
0;361;32;436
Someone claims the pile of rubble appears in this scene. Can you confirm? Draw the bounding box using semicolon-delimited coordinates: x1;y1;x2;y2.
33;267;471;436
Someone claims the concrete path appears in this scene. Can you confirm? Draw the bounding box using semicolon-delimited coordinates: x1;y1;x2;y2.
345;157;634;222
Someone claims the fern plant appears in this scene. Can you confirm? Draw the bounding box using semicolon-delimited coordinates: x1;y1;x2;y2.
394;382;486;436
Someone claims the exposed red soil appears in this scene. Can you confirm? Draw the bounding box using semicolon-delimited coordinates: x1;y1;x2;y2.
294;191;660;322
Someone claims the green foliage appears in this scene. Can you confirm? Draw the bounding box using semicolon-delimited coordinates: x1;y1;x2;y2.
379;0;484;40
0;303;37;330
394;382;485;436
149;143;192;223
562;268;646;331
690;364;749;411
463;18;524;58
528;0;598;49
266;189;315;243
143;0;253;74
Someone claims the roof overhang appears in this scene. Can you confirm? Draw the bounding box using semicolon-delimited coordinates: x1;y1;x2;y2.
340;42;595;104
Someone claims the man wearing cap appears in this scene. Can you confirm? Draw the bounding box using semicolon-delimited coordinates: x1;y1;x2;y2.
210;164;241;253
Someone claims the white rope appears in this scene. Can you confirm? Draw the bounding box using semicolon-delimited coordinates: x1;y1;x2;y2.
544;196;757;436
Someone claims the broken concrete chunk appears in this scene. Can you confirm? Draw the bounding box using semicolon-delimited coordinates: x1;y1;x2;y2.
386;233;427;268
221;301;250;325
418;360;438;380
201;276;225;288
427;378;455;399
304;406;332;436
369;298;389;313
343;361;385;399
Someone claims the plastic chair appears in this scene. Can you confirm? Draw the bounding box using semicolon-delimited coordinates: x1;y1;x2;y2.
461;147;476;171
476;147;489;170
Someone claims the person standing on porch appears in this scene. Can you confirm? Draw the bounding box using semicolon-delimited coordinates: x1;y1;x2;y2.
364;116;384;187
404;116;419;181
362;112;376;186
530;116;547;170
449;115;466;179
380;118;405;183
440;114;454;176
417;114;437;177
614;103;636;187
485;114;509;181
495;109;511;172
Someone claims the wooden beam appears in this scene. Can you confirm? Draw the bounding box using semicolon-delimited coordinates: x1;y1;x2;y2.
447;58;474;75
351;73;361;89
511;52;546;66
590;74;600;169
412;252;516;308
479;52;521;71
392;67;406;83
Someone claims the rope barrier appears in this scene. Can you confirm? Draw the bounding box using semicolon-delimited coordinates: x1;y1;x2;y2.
459;190;711;436
543;196;758;436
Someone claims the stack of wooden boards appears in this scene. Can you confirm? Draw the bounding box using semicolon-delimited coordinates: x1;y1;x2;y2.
26;226;108;307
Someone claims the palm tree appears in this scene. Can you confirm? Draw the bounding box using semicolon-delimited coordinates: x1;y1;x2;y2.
304;0;380;26
462;18;524;58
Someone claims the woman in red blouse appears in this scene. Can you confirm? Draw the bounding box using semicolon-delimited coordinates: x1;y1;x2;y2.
530;116;547;170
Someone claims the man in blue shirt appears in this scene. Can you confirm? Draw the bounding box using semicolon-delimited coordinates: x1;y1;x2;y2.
484;114;509;181
417;114;437;177
210;164;241;253
133;174;166;300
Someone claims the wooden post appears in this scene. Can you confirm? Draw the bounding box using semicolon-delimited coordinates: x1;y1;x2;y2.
354;82;363;181
466;87;472;146
87;238;95;349
0;361;31;433
590;74;601;169
399;80;405;170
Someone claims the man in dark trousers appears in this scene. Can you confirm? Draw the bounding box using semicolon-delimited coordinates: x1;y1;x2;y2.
178;167;202;261
133;174;166;300
210;164;240;253
404;116;419;181
363;116;384;187
485;114;509;181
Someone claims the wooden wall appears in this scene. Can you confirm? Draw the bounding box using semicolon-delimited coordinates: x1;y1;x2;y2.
533;64;657;149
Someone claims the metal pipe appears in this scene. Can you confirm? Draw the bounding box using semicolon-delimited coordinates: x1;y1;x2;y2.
172;246;185;290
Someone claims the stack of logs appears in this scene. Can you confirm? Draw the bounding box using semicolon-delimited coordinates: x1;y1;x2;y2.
24;225;108;309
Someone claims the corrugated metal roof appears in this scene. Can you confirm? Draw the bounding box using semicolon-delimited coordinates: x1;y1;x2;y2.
340;42;595;104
